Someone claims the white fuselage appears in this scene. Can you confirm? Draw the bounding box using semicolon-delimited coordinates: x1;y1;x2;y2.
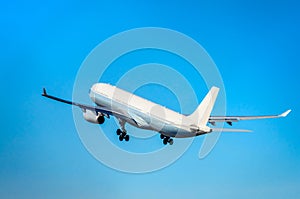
89;83;198;138
43;82;289;142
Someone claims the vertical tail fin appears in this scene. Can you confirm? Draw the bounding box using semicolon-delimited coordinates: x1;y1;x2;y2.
187;86;219;126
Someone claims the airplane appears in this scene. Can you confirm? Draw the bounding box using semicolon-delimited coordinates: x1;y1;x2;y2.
42;83;291;145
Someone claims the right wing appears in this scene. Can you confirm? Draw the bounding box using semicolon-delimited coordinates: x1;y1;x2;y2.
209;109;291;126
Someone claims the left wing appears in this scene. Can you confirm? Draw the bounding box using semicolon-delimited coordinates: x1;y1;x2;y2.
41;88;129;120
209;109;291;126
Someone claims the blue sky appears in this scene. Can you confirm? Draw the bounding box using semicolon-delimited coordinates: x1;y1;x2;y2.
1;0;300;198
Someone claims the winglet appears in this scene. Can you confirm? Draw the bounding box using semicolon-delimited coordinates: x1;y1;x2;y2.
280;109;291;117
42;88;47;96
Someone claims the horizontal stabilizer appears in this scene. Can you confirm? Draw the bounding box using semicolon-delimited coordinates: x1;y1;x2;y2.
211;128;252;133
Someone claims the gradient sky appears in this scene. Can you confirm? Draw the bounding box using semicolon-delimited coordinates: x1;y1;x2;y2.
1;0;300;198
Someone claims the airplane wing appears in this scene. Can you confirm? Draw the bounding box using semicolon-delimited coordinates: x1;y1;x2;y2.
41;88;127;119
209;109;291;126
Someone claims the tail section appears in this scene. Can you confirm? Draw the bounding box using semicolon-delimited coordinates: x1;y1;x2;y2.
187;86;219;126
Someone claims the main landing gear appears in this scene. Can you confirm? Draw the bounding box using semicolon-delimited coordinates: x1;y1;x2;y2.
117;119;129;142
116;128;129;141
160;134;173;145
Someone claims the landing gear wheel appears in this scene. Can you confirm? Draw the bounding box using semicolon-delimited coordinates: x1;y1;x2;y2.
160;134;165;139
116;129;122;135
163;138;168;145
169;139;174;145
97;116;105;124
119;135;124;141
124;134;129;141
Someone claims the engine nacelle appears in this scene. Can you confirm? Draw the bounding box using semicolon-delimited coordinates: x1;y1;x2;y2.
83;109;105;124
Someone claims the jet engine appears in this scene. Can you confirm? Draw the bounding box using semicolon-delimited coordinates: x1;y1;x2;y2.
83;109;105;124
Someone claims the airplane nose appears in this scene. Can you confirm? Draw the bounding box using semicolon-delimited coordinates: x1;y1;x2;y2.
89;84;98;94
